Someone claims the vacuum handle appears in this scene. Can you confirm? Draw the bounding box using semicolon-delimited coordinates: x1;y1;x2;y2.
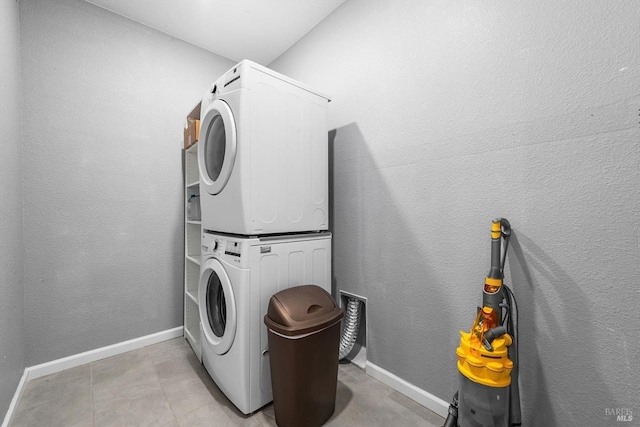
500;218;511;275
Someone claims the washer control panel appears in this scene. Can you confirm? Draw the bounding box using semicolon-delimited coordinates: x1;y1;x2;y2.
224;240;241;257
202;233;244;264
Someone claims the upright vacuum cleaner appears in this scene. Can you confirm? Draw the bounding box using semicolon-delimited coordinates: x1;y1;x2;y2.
443;218;521;427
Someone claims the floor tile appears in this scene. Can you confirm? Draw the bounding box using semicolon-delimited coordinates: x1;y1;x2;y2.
338;361;364;377
175;402;236;427
216;400;257;426
241;411;276;427
154;351;206;385
200;377;268;425
11;337;444;427
324;403;373;427
235;401;276;427
154;352;219;418
388;390;445;425
370;396;439;427
17;365;91;412
337;364;353;381
255;403;276;423
144;338;193;366
325;389;381;426
237;417;264;427
94;387;174;427
338;366;394;401
93;364;163;415
92;348;152;387
11;386;92;427
333;378;355;415
160;375;215;419
70;418;94;427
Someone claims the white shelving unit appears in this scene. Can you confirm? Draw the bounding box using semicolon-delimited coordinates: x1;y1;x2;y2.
184;142;202;361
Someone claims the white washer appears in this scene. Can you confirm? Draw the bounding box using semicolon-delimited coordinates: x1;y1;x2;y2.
198;231;332;414
198;60;331;235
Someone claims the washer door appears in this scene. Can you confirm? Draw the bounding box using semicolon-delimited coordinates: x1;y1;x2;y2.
198;99;237;195
199;258;237;355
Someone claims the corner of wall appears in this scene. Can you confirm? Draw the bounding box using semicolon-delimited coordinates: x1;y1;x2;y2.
0;0;26;420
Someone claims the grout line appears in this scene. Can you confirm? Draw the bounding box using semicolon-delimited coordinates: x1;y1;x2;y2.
152;355;179;426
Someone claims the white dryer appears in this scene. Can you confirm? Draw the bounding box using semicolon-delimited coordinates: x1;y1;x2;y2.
198;60;331;235
198;231;332;414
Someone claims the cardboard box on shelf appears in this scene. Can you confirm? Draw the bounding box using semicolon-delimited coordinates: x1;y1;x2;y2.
184;118;200;149
184;102;202;149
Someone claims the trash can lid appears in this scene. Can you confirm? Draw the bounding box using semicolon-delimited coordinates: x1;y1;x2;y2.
264;285;344;337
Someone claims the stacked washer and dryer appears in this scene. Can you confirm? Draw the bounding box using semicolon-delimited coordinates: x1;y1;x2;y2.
197;60;332;415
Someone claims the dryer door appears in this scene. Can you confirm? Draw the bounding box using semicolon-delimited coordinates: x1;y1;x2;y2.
198;100;237;195
199;258;237;355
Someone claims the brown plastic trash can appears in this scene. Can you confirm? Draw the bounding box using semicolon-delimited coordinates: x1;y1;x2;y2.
264;285;344;427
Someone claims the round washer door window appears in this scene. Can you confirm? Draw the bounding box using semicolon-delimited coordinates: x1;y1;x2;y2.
198;99;237;195
198;258;236;355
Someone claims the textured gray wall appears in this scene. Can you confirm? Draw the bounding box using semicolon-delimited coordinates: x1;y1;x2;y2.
270;1;640;425
0;0;25;417
19;0;234;366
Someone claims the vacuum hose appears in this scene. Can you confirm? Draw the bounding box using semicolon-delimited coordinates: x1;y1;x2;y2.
339;297;362;360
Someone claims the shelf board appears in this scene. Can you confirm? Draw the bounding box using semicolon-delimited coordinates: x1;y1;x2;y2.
186;255;201;265
184;326;200;349
186;142;199;154
187;220;201;225
186;181;199;188
186;290;198;305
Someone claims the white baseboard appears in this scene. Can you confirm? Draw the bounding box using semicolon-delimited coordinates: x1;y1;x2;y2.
365;361;449;418
2;327;184;426
4;328;448;425
1;370;28;427
26;326;184;381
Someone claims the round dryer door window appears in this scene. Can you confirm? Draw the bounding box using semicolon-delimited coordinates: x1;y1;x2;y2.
198;258;237;355
198;99;237;195
205;116;226;182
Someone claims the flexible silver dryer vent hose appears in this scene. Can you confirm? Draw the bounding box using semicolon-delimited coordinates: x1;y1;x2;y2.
339;297;362;360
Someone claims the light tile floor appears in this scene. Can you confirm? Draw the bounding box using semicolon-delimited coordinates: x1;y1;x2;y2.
11;338;444;427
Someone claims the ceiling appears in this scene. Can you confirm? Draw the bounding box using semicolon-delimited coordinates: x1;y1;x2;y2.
85;0;345;65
